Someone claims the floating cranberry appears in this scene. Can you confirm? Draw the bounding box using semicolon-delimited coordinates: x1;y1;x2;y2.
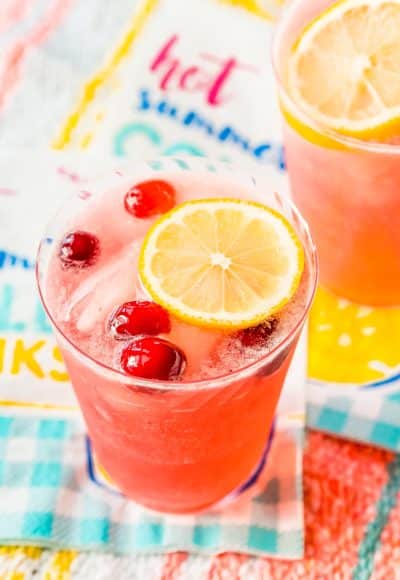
120;337;186;380
124;180;176;218
109;301;171;340
59;231;99;267
237;318;278;347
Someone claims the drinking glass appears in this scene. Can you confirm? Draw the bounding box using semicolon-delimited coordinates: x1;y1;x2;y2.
37;159;317;514
273;0;400;306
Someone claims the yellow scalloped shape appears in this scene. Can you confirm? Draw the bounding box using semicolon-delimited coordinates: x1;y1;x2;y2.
308;287;400;385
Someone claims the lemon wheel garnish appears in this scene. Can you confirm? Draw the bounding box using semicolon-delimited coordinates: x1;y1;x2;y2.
287;0;400;140
139;198;304;330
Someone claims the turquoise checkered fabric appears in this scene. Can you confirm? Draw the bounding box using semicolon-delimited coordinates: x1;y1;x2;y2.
307;385;400;452
0;415;303;557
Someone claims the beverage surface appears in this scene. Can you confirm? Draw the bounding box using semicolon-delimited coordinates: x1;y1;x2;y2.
45;171;308;383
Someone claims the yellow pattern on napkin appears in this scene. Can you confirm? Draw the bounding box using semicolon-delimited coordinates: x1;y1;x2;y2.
309;287;400;384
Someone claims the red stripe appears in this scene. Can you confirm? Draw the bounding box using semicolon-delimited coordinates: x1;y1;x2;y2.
160;552;188;580
207;554;249;579
0;0;74;110
0;0;32;33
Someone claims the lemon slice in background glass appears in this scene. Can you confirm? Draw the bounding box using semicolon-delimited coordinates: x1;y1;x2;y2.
287;0;400;141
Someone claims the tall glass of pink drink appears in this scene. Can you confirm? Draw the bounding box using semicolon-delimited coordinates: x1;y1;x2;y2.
273;0;400;306
37;159;317;514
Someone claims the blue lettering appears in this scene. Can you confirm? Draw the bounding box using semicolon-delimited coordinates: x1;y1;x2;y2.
156;100;178;119
253;143;271;159
218;126;249;151
0;250;33;270
182;111;214;136
278;146;286;170
137;89;151;111
128;88;286;172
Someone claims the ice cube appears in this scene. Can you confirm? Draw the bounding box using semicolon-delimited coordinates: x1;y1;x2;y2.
62;243;142;333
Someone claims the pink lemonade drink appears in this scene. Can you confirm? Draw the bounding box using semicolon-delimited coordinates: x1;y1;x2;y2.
37;159;316;514
273;0;400;306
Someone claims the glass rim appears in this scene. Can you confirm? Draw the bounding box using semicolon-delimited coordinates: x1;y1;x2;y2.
271;0;400;156
36;160;318;392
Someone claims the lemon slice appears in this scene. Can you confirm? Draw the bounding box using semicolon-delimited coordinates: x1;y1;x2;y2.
139;198;304;330
287;0;400;139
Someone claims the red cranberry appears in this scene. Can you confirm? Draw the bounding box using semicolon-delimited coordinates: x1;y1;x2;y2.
59;231;99;267
124;180;176;218
109;301;171;339
120;337;186;380
237;318;278;347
